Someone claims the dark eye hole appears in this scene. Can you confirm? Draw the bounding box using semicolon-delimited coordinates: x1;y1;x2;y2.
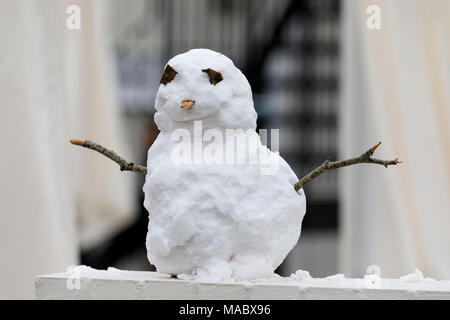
160;64;177;85
202;68;223;85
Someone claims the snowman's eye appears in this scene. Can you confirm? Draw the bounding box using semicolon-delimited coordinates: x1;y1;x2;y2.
202;68;223;85
160;65;177;85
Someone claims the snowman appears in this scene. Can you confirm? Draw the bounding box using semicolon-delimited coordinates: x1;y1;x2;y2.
71;49;400;281
143;49;306;281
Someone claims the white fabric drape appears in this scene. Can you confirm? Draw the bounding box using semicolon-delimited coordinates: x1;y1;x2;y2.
0;0;136;298
340;0;450;279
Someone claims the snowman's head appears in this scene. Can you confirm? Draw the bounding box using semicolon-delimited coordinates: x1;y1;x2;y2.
154;49;257;131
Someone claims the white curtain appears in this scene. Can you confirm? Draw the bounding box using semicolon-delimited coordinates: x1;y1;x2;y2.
340;0;450;280
0;0;136;298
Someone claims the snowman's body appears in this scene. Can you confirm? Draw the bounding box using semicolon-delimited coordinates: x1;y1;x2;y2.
143;49;306;281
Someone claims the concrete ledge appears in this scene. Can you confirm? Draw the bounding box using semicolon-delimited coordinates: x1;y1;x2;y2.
35;267;450;300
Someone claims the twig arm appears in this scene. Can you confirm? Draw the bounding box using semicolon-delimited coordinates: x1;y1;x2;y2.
70;139;147;174
294;142;401;192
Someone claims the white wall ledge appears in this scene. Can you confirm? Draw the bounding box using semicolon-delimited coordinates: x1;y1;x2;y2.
35;267;450;300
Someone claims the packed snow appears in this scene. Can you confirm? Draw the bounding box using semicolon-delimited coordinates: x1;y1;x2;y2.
142;49;307;281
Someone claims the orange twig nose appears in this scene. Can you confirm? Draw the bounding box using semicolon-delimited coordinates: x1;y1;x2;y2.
180;100;195;109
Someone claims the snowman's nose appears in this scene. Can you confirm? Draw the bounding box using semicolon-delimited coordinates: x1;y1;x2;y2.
180;100;195;109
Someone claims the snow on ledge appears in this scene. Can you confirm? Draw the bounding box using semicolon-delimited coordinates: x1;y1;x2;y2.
35;266;450;300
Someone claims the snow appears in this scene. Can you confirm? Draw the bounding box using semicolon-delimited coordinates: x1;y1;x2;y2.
66;265;127;280
363;273;382;287
325;273;346;280
143;49;307;281
290;269;312;281
62;265;450;293
399;268;436;283
153;49;257;132
287;268;447;289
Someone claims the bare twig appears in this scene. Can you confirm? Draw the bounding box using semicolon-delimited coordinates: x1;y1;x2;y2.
294;141;402;192
70;139;147;174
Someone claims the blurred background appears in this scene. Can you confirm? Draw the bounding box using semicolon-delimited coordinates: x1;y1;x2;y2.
0;0;449;298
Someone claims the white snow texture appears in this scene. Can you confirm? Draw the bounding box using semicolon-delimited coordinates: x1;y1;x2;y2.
143;49;306;281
